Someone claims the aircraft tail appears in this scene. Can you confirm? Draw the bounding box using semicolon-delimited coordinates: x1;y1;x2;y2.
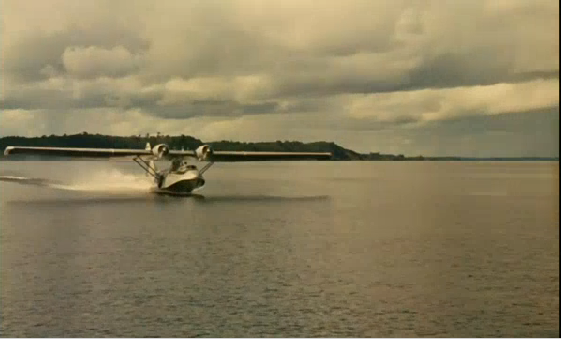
145;142;157;176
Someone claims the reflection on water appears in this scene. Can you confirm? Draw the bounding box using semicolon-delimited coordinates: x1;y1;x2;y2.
196;194;330;203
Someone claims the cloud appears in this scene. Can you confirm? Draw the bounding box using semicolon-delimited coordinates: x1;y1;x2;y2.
1;0;558;156
343;79;560;123
62;46;141;79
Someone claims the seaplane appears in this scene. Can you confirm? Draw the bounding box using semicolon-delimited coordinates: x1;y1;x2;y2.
3;143;332;195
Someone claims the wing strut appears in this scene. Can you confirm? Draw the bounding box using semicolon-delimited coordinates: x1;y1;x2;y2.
133;156;158;179
199;161;214;175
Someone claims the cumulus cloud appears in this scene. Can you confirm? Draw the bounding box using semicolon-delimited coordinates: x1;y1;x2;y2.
0;0;558;156
62;46;141;79
344;79;560;122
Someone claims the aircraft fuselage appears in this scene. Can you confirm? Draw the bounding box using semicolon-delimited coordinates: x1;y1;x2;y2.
153;167;206;194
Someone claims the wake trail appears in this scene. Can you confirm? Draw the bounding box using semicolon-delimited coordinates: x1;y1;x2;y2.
0;169;154;193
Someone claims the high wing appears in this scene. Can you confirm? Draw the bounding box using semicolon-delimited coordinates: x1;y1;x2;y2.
206;151;332;161
3;146;331;161
3;146;154;159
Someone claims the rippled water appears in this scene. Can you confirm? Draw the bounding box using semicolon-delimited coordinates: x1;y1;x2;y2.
1;161;558;337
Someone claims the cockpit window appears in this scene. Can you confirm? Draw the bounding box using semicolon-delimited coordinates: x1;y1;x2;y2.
170;159;181;169
170;161;197;174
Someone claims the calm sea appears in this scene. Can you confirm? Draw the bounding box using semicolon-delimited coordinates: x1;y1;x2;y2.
1;161;558;337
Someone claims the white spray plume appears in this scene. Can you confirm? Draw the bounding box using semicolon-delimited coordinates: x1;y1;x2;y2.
52;168;154;193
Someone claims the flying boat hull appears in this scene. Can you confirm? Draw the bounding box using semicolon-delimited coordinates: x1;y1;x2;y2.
155;169;205;194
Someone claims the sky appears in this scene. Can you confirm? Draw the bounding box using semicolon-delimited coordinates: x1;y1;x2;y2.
1;0;559;157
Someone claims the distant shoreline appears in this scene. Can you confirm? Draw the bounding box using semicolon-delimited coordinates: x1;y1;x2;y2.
0;133;558;162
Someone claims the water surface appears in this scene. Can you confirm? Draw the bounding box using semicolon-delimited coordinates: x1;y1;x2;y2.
1;161;559;337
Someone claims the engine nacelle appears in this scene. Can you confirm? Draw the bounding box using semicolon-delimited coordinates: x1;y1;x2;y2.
152;144;170;159
196;145;214;161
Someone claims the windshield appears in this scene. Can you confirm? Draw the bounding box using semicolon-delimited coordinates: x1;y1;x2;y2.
170;160;197;174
